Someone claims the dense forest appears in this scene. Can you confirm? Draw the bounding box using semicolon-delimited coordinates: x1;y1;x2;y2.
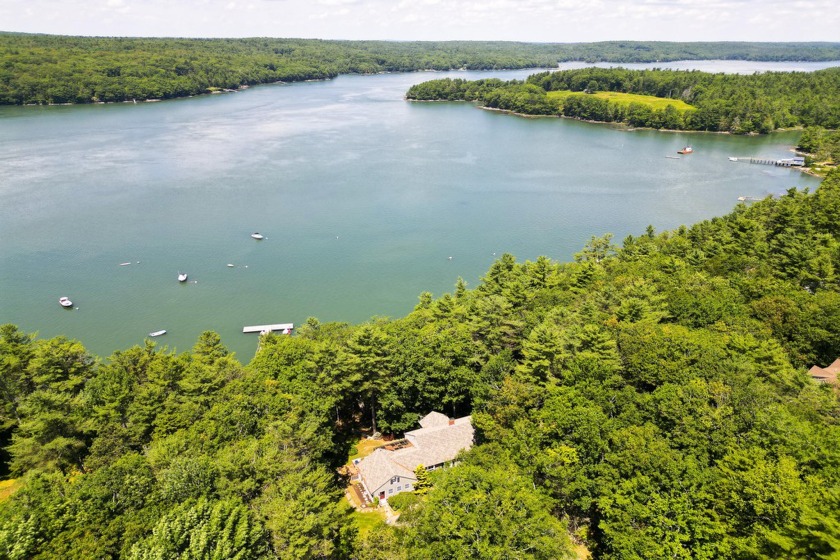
1;33;840;105
3;167;840;558
406;66;840;133
799;125;840;166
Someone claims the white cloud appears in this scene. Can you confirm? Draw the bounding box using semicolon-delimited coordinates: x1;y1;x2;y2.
104;0;131;14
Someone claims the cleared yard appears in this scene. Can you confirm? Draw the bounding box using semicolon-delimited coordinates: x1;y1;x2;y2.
347;437;388;463
352;509;387;537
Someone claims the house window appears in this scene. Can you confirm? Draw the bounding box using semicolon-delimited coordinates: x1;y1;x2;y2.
388;489;393;494
406;483;412;490
397;486;402;491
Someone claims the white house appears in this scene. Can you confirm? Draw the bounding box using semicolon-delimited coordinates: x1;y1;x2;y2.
356;411;474;502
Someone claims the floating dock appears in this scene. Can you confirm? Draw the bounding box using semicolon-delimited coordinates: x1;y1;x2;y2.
243;323;294;334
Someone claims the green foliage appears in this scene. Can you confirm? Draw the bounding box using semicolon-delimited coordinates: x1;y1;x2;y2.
399;457;574;559
254;467;357;560
413;464;432;495
3;335;94;475
127;497;271;560
387;490;420;511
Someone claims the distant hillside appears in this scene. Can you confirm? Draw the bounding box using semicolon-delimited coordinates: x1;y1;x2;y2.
407;66;840;133
0;34;839;104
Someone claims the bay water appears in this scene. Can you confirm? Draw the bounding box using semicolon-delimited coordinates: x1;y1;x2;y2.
0;62;833;360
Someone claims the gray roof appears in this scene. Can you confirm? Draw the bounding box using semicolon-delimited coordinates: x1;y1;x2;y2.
418;411;450;429
357;413;474;494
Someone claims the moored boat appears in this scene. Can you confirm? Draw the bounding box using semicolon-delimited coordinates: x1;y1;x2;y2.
59;296;73;308
251;232;264;240
148;330;167;337
677;146;694;154
178;272;188;282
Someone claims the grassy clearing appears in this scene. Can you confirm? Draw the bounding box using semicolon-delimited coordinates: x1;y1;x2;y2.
0;479;22;503
347;438;388;463
547;90;695;112
805;163;837;177
573;542;592;559
352;509;387;537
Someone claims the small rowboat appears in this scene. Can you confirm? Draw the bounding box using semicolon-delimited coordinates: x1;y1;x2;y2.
148;330;166;337
59;296;73;308
178;272;188;282
251;232;264;240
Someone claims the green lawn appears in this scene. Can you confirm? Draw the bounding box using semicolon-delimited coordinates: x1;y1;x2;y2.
547;90;695;112
352;509;387;537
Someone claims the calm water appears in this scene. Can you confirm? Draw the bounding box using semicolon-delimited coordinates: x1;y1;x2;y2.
0;62;832;360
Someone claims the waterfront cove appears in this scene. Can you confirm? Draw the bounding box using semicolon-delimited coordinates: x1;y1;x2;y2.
0;64;829;359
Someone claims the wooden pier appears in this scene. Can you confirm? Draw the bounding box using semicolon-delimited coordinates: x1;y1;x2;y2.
735;156;805;168
243;323;294;334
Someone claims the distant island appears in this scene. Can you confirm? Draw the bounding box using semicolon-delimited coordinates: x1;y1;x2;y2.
407;66;840;135
1;33;840;105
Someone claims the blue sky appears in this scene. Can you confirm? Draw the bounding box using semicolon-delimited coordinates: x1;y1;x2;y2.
2;0;838;42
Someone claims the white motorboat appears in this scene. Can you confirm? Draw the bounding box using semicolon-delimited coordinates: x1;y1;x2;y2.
59;296;73;308
178;272;188;282
148;330;167;337
251;232;264;240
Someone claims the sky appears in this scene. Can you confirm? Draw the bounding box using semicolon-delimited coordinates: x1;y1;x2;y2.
1;0;839;43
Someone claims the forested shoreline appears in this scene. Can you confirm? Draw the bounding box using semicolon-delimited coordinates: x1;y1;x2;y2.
3;168;840;558
407;66;840;134
1;33;840;105
799;125;840;168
